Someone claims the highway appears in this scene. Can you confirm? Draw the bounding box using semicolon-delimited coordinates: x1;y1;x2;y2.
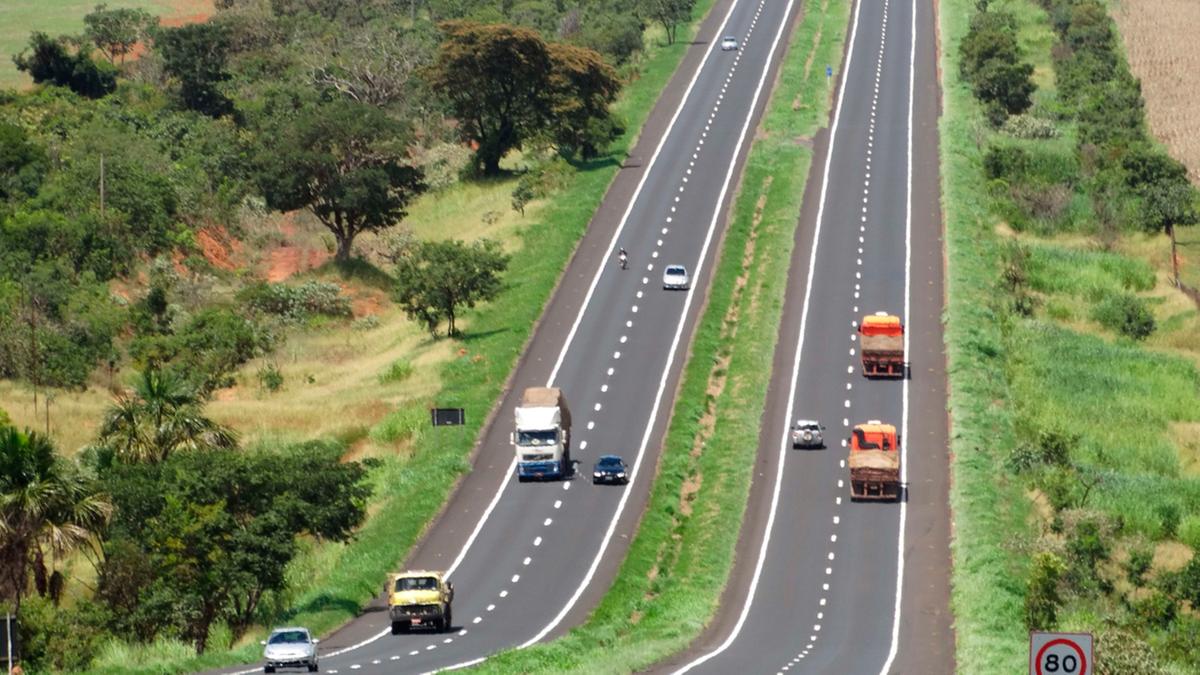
656;0;954;672
219;0;808;672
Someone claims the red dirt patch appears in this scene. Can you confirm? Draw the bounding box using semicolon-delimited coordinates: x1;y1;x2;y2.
196;226;242;271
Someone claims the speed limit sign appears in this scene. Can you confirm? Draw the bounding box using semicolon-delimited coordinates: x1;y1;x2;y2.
1029;632;1093;675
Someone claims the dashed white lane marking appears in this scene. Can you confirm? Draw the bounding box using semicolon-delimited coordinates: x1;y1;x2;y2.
426;644;436;651
828;552;836;561
372;659;381;665
350;665;362;670
820;598;827;606
458;629;468;636
472;617;481;625
512;574;521;583
411;649;421;655
607;367;614;376
594;402;602;411
837;479;844;488
524;556;532;566
563;482;570;490
487;604;496;611
554;500;562;509
580;440;588;450
500;590;508;598
543;518;552;526
587;421;595;430
534;536;542;546
391;655;400;661
444;638;454;644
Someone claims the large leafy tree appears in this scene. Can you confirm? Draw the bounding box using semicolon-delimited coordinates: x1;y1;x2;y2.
254;98;425;261
13;32;117;99
393;238;509;336
429;21;622;174
0;122;47;203
98;443;372;652
98;369;237;464
640;0;696;45
156;23;234;117
0;426;112;612
83;4;156;65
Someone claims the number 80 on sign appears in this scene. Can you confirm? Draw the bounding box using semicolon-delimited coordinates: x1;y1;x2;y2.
1029;632;1093;675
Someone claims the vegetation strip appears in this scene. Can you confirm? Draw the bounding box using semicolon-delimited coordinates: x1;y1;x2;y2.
943;0;1200;672
468;0;850;671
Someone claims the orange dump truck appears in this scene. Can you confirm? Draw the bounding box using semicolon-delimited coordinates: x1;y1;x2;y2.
848;421;901;501
859;312;904;378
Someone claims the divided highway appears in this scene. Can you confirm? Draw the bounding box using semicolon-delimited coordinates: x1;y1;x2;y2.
658;0;953;672
220;0;806;672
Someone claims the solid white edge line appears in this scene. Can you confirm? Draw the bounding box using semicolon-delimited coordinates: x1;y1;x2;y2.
517;0;799;650
670;0;865;671
877;0;915;671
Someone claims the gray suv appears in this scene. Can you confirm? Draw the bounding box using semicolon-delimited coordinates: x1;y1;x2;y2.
791;420;825;449
262;627;319;673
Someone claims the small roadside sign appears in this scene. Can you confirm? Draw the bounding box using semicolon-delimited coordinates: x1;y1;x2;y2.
1029;632;1093;675
430;407;466;426
826;64;833;80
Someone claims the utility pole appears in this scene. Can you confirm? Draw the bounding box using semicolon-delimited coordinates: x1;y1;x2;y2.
5;611;12;675
1170;223;1181;287
99;153;105;218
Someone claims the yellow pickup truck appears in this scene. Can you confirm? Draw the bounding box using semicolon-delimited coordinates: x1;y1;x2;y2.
387;570;454;634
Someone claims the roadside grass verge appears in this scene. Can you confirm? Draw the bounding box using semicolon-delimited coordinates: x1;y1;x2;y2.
80;3;723;673
468;0;851;671
943;0;1200;672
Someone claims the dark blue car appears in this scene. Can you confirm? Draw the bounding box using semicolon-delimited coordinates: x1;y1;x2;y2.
592;455;629;485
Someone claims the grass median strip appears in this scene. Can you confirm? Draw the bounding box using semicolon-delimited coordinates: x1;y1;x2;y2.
468;0;850;671
82;5;719;674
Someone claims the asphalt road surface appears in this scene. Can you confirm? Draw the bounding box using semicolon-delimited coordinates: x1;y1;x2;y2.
216;0;806;672
655;0;954;673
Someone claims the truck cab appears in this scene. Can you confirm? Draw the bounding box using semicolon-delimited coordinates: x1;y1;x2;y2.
513;387;572;480
387;570;454;634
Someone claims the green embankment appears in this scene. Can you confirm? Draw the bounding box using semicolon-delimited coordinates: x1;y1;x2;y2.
470;0;850;671
942;0;1200;672
84;3;722;674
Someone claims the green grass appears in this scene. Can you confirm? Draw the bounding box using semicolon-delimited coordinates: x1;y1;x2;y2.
78;3;726;673
940;0;1036;671
943;0;1200;672
468;0;851;671
0;0;212;90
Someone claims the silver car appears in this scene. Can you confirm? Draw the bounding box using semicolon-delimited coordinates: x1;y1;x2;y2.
262;627;319;673
791;420;825;449
721;35;739;51
663;264;690;290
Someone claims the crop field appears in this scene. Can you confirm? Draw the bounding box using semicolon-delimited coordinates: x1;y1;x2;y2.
0;0;213;89
1113;0;1200;184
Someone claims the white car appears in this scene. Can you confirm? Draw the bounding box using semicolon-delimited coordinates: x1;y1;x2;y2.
791;420;826;449
662;264;690;290
721;36;739;51
262;627;319;673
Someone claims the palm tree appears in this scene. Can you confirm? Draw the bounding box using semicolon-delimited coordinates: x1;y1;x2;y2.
99;369;238;464
0;426;112;612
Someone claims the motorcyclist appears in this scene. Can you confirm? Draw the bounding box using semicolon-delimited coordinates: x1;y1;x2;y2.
618;247;628;269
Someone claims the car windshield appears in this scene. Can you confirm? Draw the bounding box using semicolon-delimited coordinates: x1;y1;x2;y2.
796;422;817;430
666;266;685;275
517;430;557;445
598;457;623;468
268;630;308;645
724;36;736;42
396;576;439;592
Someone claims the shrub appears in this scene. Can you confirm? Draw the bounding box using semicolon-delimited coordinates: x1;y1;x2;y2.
1155;502;1181;539
1131;590;1175;629
1091;293;1155;340
237;281;352;322
257;362;284;392
379;359;414;384
16;595;112;672
983;144;1031;181
1000;114;1061;139
415;142;473;192
1094;626;1167;675
1125;546;1153;586
1025;551;1066;630
1178;514;1200;550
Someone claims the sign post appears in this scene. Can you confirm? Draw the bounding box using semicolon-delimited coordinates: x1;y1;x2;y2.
430;407;466;427
826;64;833;82
1030;632;1093;675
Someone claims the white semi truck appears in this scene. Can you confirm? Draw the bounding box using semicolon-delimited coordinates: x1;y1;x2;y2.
512;387;572;481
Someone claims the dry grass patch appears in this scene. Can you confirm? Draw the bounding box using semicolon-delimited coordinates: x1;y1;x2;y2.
1170;422;1200;476
1151;540;1194;575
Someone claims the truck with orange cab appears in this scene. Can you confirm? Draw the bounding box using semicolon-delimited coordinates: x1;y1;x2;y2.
848;421;901;501
859;312;904;378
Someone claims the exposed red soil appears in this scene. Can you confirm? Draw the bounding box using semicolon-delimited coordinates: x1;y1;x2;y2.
196;226;242;271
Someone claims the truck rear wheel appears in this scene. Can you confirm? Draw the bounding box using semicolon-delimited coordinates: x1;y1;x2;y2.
391;621;405;635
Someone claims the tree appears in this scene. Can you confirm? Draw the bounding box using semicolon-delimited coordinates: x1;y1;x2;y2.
547;42;623;159
98;442;371;651
309;22;438;109
393;238;509;336
255;99;425;261
97;368;237;464
429;22;555;175
640;0;695;45
156;23;234;117
1024;551;1066;631
0;122;47;202
13;32;117;99
83;4;155;65
0;426;112;613
972;58;1035;121
429;22;623;173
